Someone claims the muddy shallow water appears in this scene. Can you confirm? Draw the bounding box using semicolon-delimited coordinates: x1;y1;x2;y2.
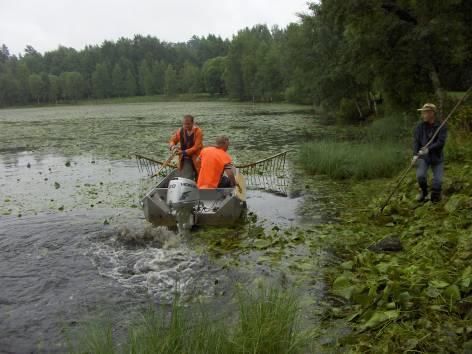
0;102;338;352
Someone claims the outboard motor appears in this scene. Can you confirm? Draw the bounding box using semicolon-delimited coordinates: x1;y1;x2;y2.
166;177;199;230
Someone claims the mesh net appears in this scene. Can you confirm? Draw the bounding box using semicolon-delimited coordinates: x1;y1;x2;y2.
135;153;177;178
135;150;291;195
236;151;290;196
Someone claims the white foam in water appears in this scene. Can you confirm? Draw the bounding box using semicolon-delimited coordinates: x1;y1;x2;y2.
88;225;220;303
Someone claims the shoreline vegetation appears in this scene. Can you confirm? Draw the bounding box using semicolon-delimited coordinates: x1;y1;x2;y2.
0;93;230;110
299;101;472;351
0;90;468;112
68;287;307;354
315;151;472;351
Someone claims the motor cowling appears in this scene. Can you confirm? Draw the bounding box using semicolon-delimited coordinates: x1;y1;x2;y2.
166;177;199;211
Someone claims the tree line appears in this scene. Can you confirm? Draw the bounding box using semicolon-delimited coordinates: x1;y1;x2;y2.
1;0;470;120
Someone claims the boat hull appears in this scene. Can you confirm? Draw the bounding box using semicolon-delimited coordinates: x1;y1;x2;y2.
141;170;246;226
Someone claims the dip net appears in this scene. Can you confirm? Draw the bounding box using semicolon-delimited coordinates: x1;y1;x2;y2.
235;151;290;196
135;150;291;195
135;153;177;178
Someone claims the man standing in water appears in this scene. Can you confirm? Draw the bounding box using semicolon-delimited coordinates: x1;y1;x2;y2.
413;103;447;203
168;114;203;180
197;136;236;189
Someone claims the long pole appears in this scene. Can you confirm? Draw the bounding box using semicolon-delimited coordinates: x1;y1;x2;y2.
151;151;177;178
379;86;472;213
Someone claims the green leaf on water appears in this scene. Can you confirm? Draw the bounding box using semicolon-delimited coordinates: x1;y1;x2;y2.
443;285;461;302
341;261;353;270
333;275;354;300
292;261;313;272
425;286;441;298
429;280;449;289
360;310;399;330
405;338;419;350
253;239;272;249
460;266;472;291
257;255;274;263
375;262;390;273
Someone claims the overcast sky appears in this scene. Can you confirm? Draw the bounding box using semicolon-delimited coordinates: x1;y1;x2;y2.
1;0;309;55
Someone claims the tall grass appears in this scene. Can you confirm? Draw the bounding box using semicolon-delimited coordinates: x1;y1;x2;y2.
234;288;302;354
363;113;414;143
299;114;412;179
126;301;230;354
299;140;407;179
68;320;115;354
69;287;304;354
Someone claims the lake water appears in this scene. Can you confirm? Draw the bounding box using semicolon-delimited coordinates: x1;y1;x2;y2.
0;101;338;352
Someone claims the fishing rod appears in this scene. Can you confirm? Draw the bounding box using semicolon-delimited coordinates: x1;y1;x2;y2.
379;86;472;213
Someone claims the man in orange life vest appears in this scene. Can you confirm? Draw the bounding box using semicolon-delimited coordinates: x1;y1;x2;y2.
197;136;236;189
168;115;203;180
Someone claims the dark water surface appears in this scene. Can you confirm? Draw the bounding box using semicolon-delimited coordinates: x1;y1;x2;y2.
1;209;238;353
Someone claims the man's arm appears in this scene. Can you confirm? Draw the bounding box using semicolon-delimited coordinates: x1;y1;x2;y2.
428;125;447;151
224;165;236;187
413;125;421;154
169;130;180;150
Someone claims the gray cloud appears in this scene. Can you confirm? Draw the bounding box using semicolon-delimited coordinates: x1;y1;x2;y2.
1;0;308;55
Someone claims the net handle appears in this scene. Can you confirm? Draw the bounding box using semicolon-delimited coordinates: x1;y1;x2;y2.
235;150;291;169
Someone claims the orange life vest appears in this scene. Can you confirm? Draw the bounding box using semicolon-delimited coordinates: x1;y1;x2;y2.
169;126;203;172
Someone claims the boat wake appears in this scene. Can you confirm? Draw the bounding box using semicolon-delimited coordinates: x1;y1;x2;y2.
87;224;224;303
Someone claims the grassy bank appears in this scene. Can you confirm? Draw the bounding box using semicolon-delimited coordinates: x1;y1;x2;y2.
299;113;412;180
68;287;307;354
296;107;472;351
315;161;472;352
299;141;406;179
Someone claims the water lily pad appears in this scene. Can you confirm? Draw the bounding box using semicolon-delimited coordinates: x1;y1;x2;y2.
333;275;355;300
444;194;470;213
443;285;461;302
360;310;399;330
429;280;449;289
253;239;273;249
425;286;441;298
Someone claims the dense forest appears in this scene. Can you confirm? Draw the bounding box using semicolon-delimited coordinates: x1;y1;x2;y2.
1;0;471;119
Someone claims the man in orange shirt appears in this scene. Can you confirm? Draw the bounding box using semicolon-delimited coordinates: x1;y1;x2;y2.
168;114;203;180
197;136;236;189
